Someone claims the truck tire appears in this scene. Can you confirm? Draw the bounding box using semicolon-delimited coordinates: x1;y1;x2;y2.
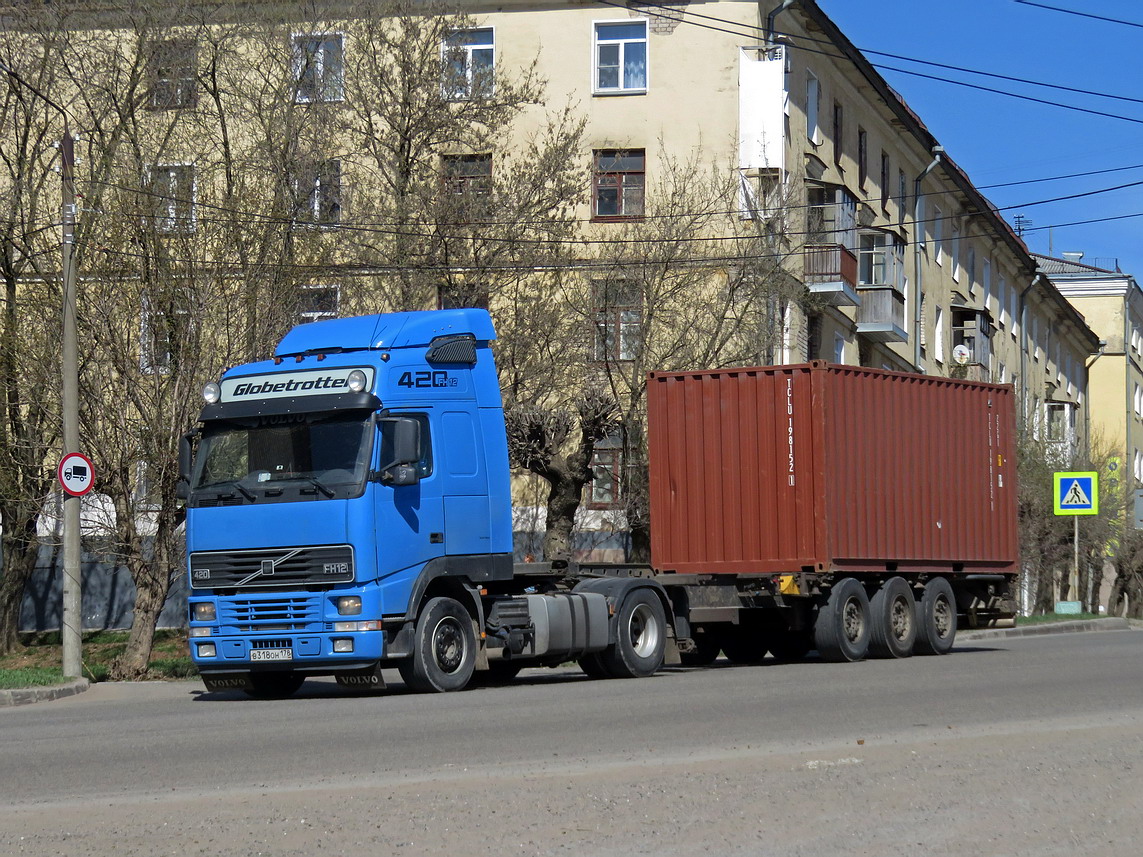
244;671;305;699
679;632;722;666
814;577;871;662
915;577;957;656
869;576;917;659
399;596;476;692
601;589;667;678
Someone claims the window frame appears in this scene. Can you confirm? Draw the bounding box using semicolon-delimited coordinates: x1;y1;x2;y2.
806;71;821;145
832;100;843;167
292;32;345;104
592;149;645;221
147;39;198;111
588;438;624;510
442;26;495;100
592;278;643;363
292;158;343;226
146;163;196;233
592;19;649;95
297;284;340;324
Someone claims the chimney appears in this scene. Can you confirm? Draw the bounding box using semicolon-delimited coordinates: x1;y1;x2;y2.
1062;251;1084;263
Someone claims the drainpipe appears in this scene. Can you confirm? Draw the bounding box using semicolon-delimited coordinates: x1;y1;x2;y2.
1084;339;1108;458
913;146;943;370
765;0;796;42
1018;274;1042;427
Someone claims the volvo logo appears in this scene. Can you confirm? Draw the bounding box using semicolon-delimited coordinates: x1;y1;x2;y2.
234;549;303;587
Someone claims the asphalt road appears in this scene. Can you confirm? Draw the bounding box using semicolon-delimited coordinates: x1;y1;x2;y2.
3;629;1143;856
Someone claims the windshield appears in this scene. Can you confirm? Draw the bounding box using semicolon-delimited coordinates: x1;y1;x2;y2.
192;410;374;499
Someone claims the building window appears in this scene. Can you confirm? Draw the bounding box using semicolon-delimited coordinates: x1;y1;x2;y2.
593;149;645;220
858;231;904;289
1045;402;1073;443
966;245;977;297
897;169;906;224
442;153;492;196
833;331;845;364
857;128;868;187
951;221;961;282
594;21;647;93
442;28;494;99
298;284;339;323
934;305;945;364
806;72;821;144
148;40;197;110
293;159;342;225
589;435;623;509
932;206;944;265
832;101;843;166
146;164;195;232
293;33;343;103
880;151;890;209
139;293;189;374
593;279;642;362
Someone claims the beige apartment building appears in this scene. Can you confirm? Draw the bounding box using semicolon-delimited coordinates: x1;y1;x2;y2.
2;0;1102;558
1037;253;1143;502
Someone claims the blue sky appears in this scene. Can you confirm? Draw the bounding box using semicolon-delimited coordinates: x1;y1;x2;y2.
816;0;1143;276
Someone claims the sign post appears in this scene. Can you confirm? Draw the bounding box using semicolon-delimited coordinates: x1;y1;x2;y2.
1053;471;1098;609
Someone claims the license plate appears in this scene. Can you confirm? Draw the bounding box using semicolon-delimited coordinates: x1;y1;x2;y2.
250;648;293;661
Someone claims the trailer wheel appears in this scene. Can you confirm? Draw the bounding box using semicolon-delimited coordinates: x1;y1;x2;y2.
814;577;871;662
915;577;957;656
399;596;476;692
869;576;917;658
719;628;768;665
679;632;722;666
601;589;667;678
244;671;305;699
764;630;813;663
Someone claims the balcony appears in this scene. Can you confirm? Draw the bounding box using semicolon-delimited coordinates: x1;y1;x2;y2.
855;287;907;342
804;244;860;307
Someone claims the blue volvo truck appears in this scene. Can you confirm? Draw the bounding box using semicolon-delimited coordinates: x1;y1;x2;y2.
182;309;671;697
182;309;1018;697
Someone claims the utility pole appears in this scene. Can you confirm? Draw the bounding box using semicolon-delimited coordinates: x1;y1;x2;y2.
2;63;82;676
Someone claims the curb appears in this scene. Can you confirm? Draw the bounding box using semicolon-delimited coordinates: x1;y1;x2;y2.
0;677;90;708
959;617;1134;641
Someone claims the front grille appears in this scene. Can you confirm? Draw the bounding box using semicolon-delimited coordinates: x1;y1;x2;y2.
189;545;354;589
221;595;321;633
251;638;292;649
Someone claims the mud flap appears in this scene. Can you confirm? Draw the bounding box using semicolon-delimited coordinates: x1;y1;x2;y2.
334;663;387;691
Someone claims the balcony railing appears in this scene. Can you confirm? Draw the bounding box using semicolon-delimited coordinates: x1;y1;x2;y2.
804;244;859;306
855;287;906;342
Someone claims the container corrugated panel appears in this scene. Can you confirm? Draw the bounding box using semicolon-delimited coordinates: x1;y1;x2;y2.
647;362;1018;576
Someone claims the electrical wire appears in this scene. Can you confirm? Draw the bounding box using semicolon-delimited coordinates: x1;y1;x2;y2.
1013;0;1143;29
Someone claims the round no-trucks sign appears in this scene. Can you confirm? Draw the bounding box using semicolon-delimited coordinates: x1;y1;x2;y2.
58;452;95;497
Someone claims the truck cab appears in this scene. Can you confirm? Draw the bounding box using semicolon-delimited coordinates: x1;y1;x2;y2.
184;309;657;697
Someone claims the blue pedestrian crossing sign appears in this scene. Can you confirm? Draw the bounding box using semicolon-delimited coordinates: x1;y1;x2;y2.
1053;471;1099;516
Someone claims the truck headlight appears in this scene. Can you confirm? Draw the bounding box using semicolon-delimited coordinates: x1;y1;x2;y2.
192;602;217;622
333;638;354;653
197;642;217;658
347;369;368;393
202;382;221;404
336;596;362;615
189;627;213;638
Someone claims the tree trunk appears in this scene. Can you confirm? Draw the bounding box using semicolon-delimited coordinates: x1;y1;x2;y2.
109;528;178;680
0;520;43;655
542;467;585;561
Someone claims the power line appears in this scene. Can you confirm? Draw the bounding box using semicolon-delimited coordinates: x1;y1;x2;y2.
599;0;1143;126
1013;0;1143;29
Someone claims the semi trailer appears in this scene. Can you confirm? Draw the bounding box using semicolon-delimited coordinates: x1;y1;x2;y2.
181;308;1019;697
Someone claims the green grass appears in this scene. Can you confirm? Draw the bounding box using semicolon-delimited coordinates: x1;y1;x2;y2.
1017;612;1101;625
0;629;198;689
0;667;68;689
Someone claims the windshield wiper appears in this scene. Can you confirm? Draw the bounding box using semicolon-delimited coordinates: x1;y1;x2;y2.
198;480;256;501
293;476;336;499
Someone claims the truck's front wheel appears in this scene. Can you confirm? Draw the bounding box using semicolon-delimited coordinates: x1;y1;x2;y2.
601;589;667;678
399;596;477;692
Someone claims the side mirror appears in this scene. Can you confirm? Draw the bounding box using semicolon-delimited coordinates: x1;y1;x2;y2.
376;417;422;485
